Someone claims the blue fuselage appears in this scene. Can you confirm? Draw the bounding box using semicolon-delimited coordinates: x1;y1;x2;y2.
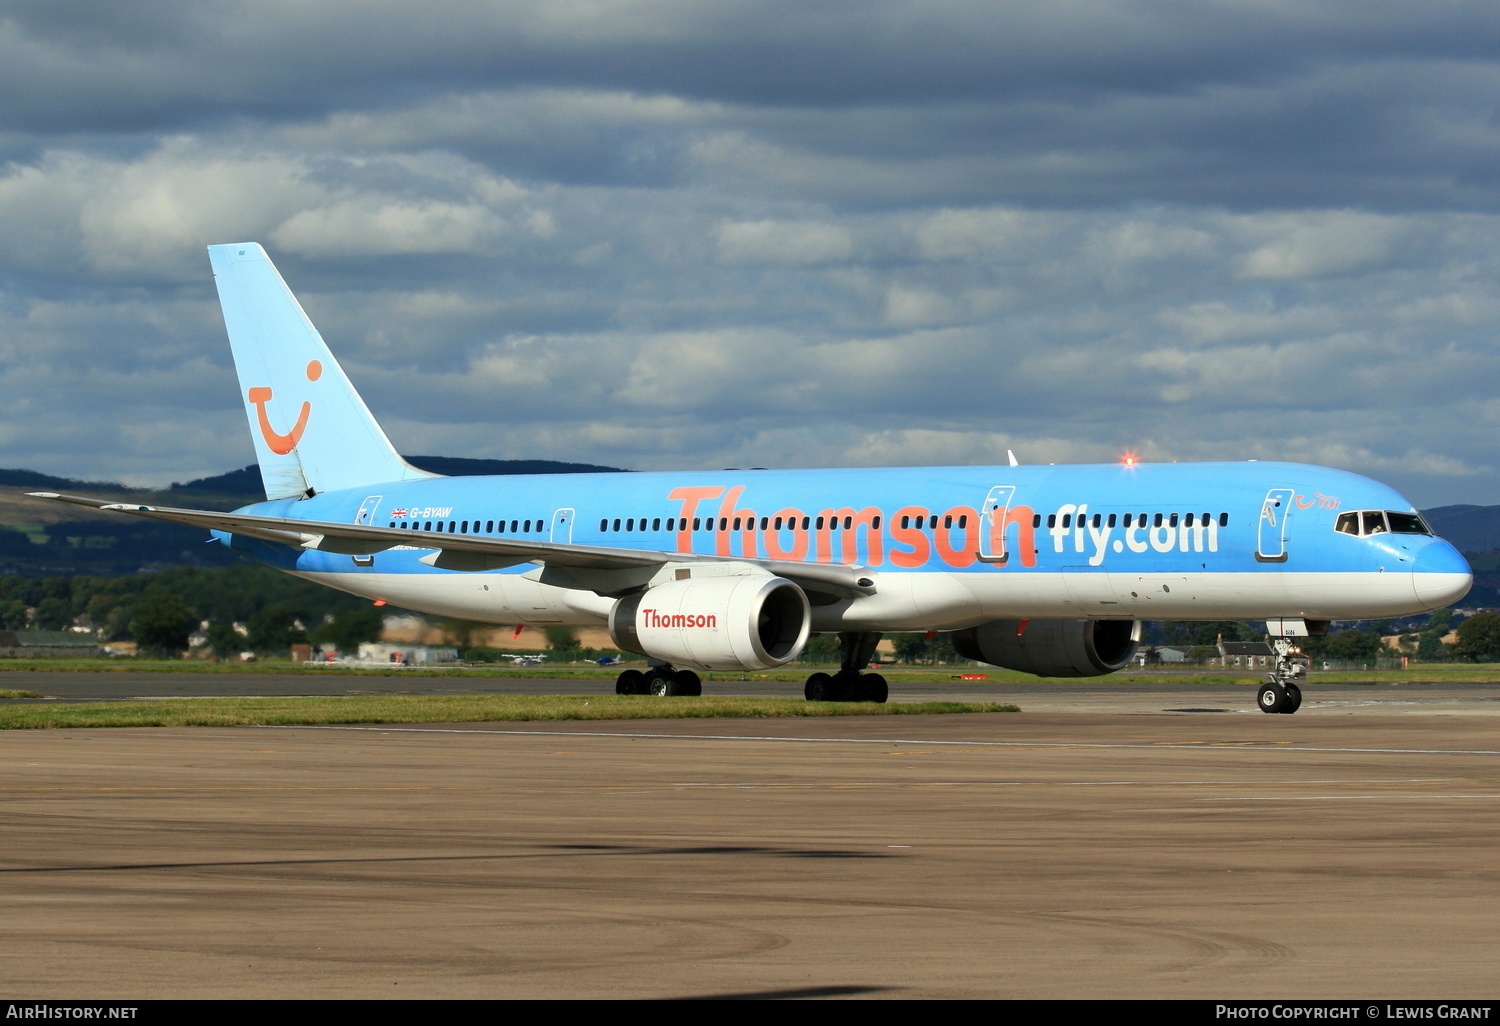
216;460;1471;630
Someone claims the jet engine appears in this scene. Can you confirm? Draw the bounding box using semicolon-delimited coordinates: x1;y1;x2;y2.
951;619;1140;677
609;573;811;671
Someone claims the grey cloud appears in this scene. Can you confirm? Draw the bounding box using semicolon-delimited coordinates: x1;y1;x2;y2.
3;3;1500;506
1;3;1498;210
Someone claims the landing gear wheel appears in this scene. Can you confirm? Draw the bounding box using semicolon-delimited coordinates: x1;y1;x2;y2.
1282;683;1302;714
615;669;646;695
1258;682;1287;714
830;672;858;702
805;672;834;702
646;669;675;696
859;672;889;704
676;670;702;697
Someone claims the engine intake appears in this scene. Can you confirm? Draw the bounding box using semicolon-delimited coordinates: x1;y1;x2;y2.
609;574;811;671
951;619;1140;677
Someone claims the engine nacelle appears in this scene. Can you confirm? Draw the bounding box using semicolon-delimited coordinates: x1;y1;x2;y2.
951;619;1140;677
609;574;811;671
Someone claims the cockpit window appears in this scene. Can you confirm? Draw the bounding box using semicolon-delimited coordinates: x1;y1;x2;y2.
1385;512;1431;535
1336;510;1433;537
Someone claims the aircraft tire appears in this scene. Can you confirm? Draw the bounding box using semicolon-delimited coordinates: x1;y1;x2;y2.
805;672;834;701
859;673;889;704
675;670;702;697
1282;683;1302;714
1257;682;1287;714
616;669;646;695
646;669;675;697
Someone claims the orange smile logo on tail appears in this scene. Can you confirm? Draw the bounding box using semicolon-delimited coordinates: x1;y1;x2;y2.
248;360;321;455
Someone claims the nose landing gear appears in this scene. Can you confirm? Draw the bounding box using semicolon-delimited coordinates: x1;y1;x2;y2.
1259;636;1308;714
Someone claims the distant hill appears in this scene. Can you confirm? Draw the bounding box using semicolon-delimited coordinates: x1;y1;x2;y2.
0;468;129;492
166;466;263;495
404;456;628;478
1419;505;1500;555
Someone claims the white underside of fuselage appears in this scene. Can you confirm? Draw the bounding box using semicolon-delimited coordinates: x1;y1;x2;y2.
293;567;1454;632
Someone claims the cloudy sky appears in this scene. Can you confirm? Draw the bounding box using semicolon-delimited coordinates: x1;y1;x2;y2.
3;1;1500;505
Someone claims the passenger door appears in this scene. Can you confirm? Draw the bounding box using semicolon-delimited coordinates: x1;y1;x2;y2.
351;494;382;566
354;494;383;526
550;508;575;545
978;485;1016;563
1256;488;1293;562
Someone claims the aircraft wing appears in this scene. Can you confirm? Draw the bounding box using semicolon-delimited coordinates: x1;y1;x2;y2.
29;492;876;598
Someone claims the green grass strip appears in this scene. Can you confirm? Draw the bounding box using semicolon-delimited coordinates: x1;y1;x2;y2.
0;689;44;699
0;694;1017;729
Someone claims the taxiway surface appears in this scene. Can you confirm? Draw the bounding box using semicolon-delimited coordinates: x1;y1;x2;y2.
3;682;1499;998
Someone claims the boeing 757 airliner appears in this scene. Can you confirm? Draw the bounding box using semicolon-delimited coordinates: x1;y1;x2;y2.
32;244;1472;713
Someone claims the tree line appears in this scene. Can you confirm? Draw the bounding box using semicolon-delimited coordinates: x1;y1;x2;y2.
0;564;387;658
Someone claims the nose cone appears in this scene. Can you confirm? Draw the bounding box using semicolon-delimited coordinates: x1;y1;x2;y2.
1413;541;1472;609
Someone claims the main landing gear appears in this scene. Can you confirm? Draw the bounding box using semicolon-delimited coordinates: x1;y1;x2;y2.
1258;637;1307;714
804;632;889;703
615;665;702;697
